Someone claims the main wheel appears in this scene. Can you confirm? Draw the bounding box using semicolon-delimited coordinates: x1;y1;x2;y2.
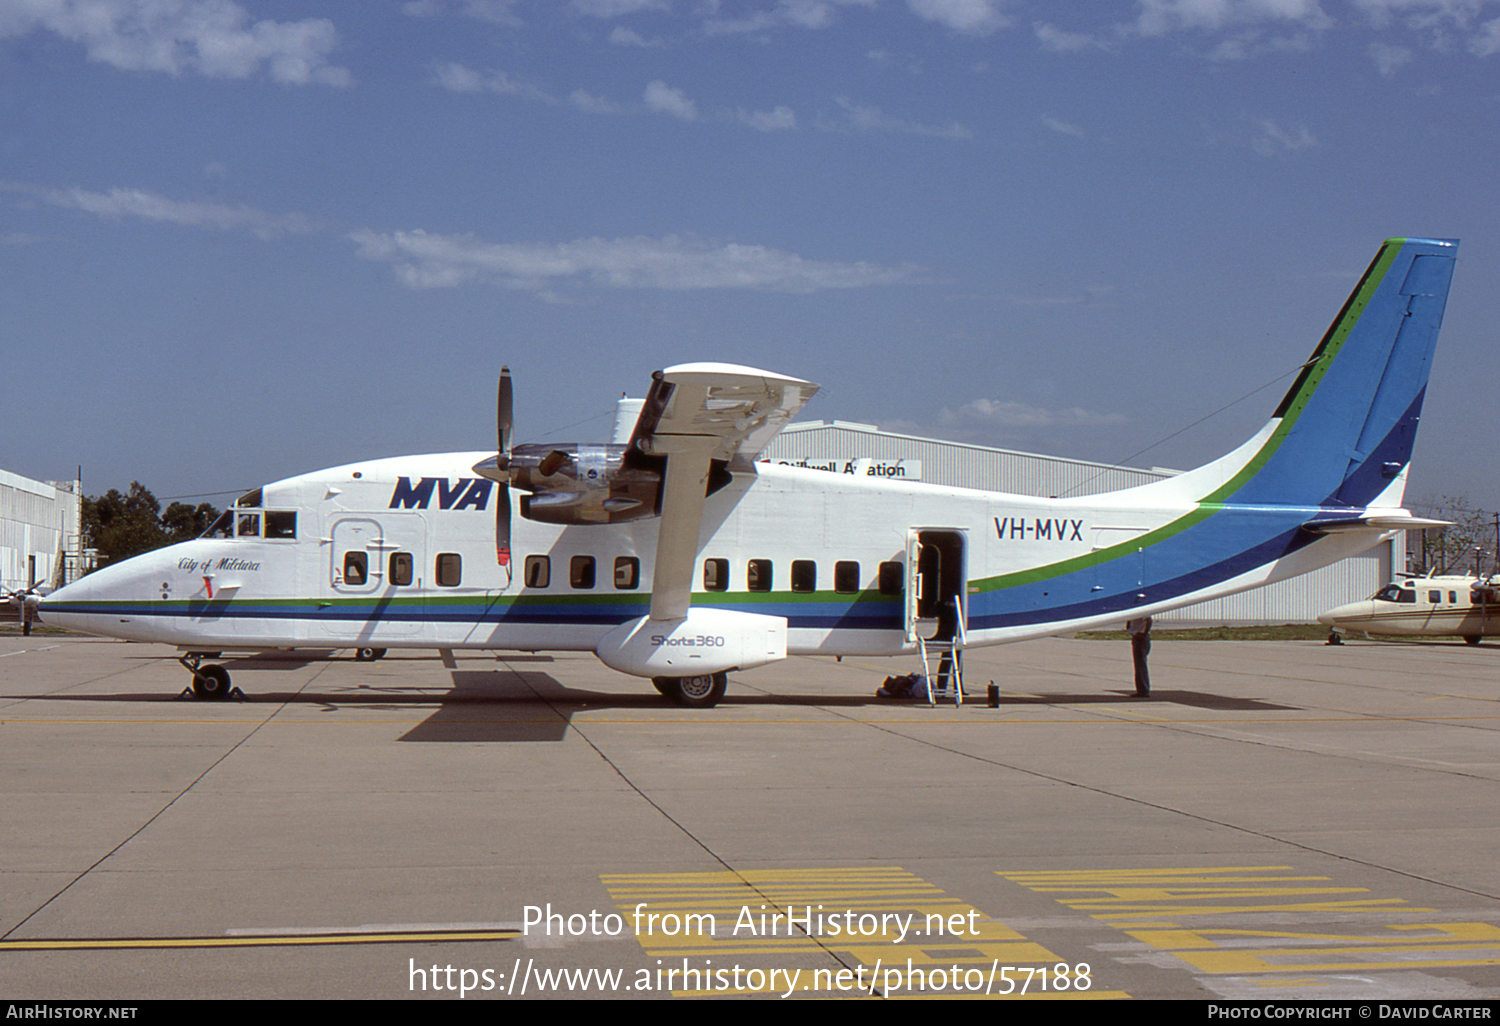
354;647;386;661
669;672;726;709
651;677;679;698
193;664;232;701
1464;635;1481;646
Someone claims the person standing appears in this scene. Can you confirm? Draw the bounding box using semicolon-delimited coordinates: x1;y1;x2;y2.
1126;616;1152;697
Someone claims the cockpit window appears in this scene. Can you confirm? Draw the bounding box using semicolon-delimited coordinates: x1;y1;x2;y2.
237;488;263;508
1374;585;1415;603
203;510;235;539
264;511;296;539
236;512;261;538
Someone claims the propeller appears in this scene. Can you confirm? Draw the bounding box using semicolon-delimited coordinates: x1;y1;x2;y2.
3;581;45;637
496;366;513;570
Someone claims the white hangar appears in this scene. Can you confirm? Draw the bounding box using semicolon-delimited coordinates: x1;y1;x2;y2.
0;468;86;595
763;420;1397;627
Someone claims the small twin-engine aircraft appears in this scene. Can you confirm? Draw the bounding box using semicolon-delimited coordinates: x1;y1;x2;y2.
41;238;1459;706
1320;573;1496;644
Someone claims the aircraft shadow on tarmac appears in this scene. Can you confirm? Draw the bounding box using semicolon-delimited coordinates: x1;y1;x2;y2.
16;652;1299;741
996;690;1298;712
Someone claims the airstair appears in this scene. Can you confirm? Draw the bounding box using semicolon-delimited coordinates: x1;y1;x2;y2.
918;595;966;706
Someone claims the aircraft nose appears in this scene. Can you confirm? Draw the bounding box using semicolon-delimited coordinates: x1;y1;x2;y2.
38;577;93;631
1317;600;1366;628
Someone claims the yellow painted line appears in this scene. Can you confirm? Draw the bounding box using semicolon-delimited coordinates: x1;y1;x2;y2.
603;866;1128;999
0;929;518;952
1001;866;1500;977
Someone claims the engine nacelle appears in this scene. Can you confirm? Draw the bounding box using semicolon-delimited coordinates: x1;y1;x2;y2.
510;443;662;525
593;607;788;679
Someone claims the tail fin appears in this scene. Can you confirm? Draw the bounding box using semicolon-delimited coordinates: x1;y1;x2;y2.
1213;237;1456;509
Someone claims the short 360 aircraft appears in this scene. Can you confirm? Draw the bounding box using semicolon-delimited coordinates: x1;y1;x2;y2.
42;238;1459;706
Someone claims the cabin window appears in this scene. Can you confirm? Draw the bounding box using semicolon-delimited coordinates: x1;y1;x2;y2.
571;556;596;589
264;511;296;539
747;559;772;593
524;555;550;589
878;561;903;595
791;560;817;593
614;557;640;590
1429;590;1442;604
1450;591;1459;604
236;512;261;538
834;560;860;594
703;558;729;592
390;552;413;587
343;551;367;586
436;553;462;587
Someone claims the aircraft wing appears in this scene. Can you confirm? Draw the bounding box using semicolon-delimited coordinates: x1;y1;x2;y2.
629;362;819;470
631;363;819;621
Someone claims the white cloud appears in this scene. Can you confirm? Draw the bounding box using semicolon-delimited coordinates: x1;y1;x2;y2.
1473;15;1500;53
1041;114;1084;138
1034;21;1111;51
940;398;1128;428
572;0;668;15
737;105;798;131
907;0;1010;36
1368;40;1415;73
1352;0;1486;31
7;182;316;239
349;229;920;297
0;0;350;85
609;26;663;46
434;63;558;104
569;88;625;114
644;80;698;121
454;0;523;26
1135;0;1332;36
1249;116;1317;156
702;0;876;35
1203;27;1318;59
820;96;973;139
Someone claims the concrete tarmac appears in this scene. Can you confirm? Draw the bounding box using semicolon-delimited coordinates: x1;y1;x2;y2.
2;630;1498;1001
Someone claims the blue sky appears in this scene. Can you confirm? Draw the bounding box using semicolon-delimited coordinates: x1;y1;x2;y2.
3;0;1497;513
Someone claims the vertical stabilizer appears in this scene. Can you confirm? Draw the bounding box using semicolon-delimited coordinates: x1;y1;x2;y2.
1222;237;1457;509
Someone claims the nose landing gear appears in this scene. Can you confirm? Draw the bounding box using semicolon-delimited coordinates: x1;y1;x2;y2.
177;653;243;701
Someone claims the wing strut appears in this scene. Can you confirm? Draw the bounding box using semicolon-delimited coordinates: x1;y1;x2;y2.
646;433;719;621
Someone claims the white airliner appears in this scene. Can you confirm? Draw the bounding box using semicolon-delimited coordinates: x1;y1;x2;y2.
41;238;1460;706
1320;573;1496;644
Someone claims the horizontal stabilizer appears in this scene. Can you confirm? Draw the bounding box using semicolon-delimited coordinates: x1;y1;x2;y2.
1303;515;1453;534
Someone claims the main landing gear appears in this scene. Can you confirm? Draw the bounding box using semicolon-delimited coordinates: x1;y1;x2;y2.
177;653;242;701
652;672;727;709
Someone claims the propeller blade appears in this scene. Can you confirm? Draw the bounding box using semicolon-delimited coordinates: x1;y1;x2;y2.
496;367;513;568
498;366;513;455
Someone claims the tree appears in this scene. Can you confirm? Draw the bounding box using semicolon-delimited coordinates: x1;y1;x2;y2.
162;501;221;544
1407;495;1496;576
83;484;221;568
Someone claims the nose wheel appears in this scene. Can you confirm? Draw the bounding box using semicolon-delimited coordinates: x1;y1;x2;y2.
177;654;243;701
